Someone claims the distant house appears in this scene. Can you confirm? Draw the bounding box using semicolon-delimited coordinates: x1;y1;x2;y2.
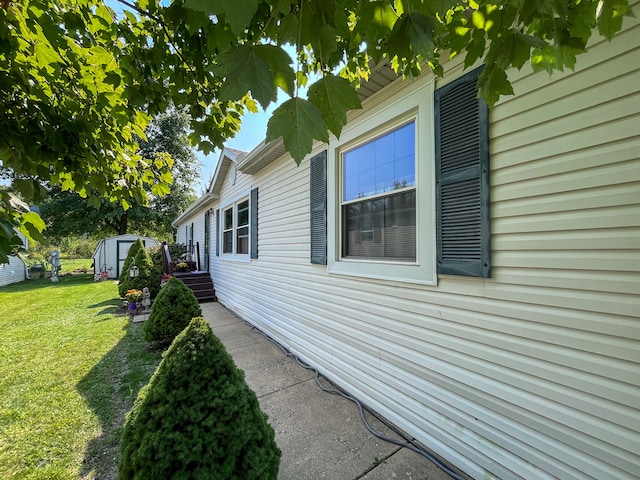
174;16;640;480
0;231;27;287
92;234;159;279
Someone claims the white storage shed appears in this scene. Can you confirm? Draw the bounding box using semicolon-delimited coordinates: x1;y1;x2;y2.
91;234;159;279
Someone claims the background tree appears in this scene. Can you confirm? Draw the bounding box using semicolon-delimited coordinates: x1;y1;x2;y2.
0;0;632;261
38;109;200;241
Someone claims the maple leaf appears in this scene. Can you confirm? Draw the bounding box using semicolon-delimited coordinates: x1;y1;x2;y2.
214;46;278;109
214;45;294;108
308;76;361;139
266;98;329;165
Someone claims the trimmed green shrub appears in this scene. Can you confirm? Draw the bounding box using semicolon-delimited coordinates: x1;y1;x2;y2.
118;239;156;298
146;245;164;298
119;317;281;480
118;239;142;298
143;277;201;343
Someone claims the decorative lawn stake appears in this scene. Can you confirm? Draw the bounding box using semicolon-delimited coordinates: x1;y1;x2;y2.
50;250;61;282
141;287;151;313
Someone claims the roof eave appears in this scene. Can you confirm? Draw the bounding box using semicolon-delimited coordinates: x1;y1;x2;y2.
171;192;219;227
236;62;399;175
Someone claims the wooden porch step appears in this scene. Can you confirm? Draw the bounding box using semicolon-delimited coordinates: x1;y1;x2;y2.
172;271;217;303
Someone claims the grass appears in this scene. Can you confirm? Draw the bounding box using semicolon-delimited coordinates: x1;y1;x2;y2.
0;275;162;480
59;258;93;274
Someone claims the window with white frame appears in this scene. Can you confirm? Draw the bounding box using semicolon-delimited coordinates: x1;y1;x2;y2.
341;121;416;262
327;81;436;285
222;198;249;256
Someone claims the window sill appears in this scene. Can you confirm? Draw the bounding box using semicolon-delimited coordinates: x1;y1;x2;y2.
219;254;251;263
328;260;436;286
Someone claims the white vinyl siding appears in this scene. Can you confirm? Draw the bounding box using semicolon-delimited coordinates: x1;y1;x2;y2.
0;232;26;286
174;212;205;269
205;16;640;480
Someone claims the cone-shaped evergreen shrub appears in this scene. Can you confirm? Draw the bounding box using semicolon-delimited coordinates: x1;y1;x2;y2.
146;245;163;298
143;277;201;343
130;245;155;292
117;239;143;298
118;239;156;298
119;317;281;480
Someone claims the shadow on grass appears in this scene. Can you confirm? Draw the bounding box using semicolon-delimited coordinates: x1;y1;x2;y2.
77;321;162;480
90;300;125;318
0;274;96;292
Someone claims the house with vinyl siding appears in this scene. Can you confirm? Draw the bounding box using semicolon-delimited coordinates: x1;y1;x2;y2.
174;14;640;480
0;231;27;287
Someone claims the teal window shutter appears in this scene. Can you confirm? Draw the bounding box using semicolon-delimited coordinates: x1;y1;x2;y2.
435;66;491;278
250;188;258;259
310;150;327;265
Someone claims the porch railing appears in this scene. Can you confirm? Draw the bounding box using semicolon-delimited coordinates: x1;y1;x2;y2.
161;242;200;273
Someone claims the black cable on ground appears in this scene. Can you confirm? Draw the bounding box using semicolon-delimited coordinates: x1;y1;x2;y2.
242;321;468;480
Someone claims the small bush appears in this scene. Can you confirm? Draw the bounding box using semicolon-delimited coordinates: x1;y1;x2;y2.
143;277;201;344
119;317;281;480
146;245;164;298
118;240;156;299
118;240;143;298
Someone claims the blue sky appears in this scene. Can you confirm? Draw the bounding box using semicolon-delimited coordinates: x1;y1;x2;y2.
197;105;275;193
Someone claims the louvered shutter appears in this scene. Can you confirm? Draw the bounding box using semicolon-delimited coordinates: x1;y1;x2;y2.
215;209;220;257
250;188;258;259
435;67;491;278
310;150;327;265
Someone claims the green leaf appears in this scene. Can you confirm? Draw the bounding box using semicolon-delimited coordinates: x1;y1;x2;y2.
182;0;211;12
20;211;46;244
308;76;361;139
199;141;216;155
151;182;171;197
388;13;436;60
464;30;486;68
160;171;173;184
88;46;113;66
13;179;35;199
477;66;514;107
254;45;295;97
88;195;102;209
215;46;278;109
277;14;298;45
597;0;630;40
183;0;260;35
355;0;399;40
266;98;329;165
34;43;62;69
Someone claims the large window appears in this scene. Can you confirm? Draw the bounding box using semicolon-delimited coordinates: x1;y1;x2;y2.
341;122;416;262
222;198;249;256
327;80;436;285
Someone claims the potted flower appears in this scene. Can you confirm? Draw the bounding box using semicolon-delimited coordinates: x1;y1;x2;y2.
125;289;143;312
174;262;190;272
160;273;173;287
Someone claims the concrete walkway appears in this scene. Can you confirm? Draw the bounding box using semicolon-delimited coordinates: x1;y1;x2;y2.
199;302;461;480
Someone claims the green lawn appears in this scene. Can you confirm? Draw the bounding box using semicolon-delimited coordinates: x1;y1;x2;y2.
0;275;162;480
59;258;94;274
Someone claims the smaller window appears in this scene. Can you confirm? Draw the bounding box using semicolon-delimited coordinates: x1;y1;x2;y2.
221;197;250;257
236;199;249;255
223;207;233;253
